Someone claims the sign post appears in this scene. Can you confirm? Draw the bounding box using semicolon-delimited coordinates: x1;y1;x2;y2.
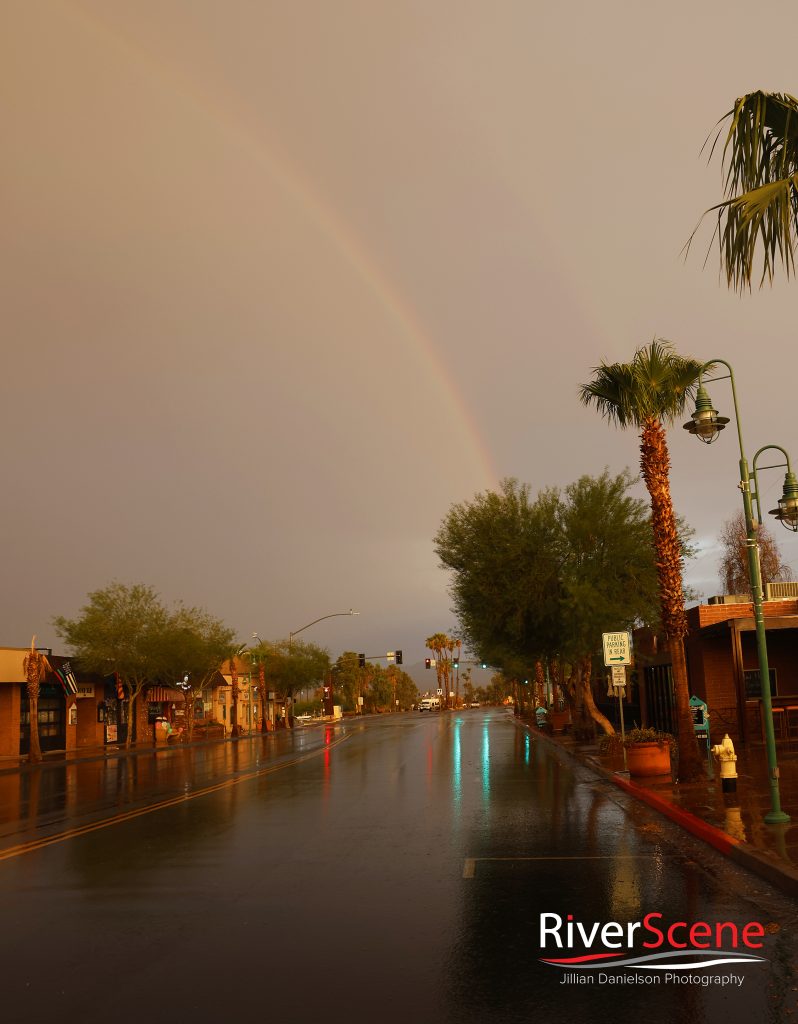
603;632;632;773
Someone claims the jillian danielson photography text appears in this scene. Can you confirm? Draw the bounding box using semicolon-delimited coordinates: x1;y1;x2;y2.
559;973;746;987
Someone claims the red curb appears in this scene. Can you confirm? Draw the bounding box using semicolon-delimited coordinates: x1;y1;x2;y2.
512;715;798;899
607;771;739;855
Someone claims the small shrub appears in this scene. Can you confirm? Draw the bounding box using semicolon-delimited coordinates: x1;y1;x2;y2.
598;727;677;759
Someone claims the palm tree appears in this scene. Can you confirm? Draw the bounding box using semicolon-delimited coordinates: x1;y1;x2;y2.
579;339;705;781
22;636;50;764
689;91;798;290
425;632;450;707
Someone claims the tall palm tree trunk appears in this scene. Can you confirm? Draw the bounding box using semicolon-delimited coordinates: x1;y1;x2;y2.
28;688;41;764
640;417;703;781
22;637;48;765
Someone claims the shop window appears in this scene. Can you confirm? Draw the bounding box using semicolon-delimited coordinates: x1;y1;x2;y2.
744;668;777;698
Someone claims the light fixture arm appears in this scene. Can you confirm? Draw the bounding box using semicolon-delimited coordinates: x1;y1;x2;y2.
698;359;746;460
289;609;359;647
751;445;793;524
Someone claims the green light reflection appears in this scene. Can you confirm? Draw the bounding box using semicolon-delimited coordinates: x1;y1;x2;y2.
482;723;490;798
452;719;462;809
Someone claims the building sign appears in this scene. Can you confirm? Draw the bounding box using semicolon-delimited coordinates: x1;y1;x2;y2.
76;683;94;699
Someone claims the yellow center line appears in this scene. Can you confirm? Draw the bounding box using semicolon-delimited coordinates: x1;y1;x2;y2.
0;733;351;862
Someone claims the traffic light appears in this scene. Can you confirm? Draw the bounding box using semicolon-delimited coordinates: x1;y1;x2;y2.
453;658;459;669
395;650;403;665
425;658;431;669
358;653;366;669
481;662;487;670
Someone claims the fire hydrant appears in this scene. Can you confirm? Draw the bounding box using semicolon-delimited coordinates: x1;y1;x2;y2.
711;734;738;793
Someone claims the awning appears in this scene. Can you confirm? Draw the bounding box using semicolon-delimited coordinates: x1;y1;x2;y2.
700;616;798;636
147;686;186;702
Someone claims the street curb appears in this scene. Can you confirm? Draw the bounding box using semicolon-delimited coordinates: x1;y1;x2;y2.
0;729;279;777
598;763;738;854
0;716;357;777
512;715;798;900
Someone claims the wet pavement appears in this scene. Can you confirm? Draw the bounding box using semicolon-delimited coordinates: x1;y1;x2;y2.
545;723;798;879
0;710;795;1024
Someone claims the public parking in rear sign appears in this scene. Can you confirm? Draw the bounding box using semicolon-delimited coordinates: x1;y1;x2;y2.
602;631;631;666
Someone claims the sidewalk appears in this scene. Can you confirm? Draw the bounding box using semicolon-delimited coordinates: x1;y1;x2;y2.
0;729;273;775
519;717;798;899
0;718;340;776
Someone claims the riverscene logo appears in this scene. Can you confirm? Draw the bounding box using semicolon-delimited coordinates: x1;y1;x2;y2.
538;913;768;987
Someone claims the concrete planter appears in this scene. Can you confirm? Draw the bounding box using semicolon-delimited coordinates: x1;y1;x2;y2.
626;741;671;777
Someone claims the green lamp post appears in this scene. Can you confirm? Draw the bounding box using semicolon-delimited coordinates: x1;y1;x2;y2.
684;359;796;824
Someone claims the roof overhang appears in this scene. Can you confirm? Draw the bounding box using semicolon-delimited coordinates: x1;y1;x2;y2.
699;616;798;637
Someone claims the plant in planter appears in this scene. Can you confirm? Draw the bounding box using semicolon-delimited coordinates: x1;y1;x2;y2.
622;727;676;777
599;727;677;776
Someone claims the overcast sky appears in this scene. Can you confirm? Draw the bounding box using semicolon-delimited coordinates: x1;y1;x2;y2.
3;0;797;665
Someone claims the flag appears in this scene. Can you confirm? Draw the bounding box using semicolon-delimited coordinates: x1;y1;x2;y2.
62;662;78;695
54;666;68;695
115;672;125;700
54;662;78;696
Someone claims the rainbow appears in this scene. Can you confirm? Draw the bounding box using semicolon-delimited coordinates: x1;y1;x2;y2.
65;0;499;489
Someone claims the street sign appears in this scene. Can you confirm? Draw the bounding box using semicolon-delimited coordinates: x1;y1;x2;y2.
611;666;626;689
602;631;632;666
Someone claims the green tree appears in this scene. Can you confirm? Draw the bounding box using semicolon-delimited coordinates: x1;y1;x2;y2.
555;471;662;735
367;663;392;712
255;639;329;725
385;665;418;711
689;92;798;290
54;582;170;748
158;606;238;740
434;481;563;686
331;651;364;712
435;471;670;737
579;340;705;779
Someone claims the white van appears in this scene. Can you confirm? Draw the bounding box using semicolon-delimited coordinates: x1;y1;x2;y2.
418;697;441;712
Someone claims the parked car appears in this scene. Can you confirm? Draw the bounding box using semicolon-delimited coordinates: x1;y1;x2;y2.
470;702;480;708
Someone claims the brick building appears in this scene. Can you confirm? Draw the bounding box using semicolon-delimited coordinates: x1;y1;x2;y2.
684;596;798;743
633;596;798;744
0;647;108;757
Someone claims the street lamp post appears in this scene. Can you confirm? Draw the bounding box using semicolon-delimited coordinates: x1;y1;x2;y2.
288;610;359;719
288;609;360;649
684;359;797;824
250;633;273;733
252;610;360;724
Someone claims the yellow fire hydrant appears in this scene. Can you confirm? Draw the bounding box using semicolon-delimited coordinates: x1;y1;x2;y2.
711;734;738;793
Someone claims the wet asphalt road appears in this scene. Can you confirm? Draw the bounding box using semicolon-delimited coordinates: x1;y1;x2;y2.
0;709;795;1024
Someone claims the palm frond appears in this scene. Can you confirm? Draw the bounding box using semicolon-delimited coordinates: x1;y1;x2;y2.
720;92;798;196
689;92;798;290
713;173;798;289
580;339;704;428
